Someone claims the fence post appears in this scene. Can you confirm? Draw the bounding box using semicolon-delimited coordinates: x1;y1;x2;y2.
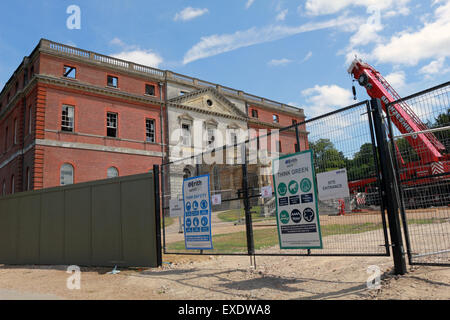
153;164;163;267
384;106;413;265
370;98;407;275
295;125;301;152
241;143;255;258
366;101;390;255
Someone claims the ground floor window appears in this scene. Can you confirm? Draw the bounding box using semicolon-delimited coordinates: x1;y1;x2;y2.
107;167;119;178
60;163;74;186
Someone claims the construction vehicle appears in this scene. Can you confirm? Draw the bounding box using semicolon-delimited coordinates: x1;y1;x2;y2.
347;58;450;208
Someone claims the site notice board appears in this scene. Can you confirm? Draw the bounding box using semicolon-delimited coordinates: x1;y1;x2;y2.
183;174;213;250
273;150;323;249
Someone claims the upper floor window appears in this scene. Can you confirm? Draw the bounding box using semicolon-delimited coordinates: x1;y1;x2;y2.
230;132;237;146
276;141;282;153
107;75;118;88
273;114;279;123
63;65;77;79
145;84;156;96
146;119;155;143
107;167;119;179
107;112;118;137
251;109;258;118
60;163;74;186
181;123;191;146
292;119;297;126
207;127;216;149
61;105;74;132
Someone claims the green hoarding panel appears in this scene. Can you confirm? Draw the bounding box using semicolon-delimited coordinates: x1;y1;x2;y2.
121;178;156;267
0;173;157;267
91;182;123;266
65;187;92;266
40;191;65;264
17;195;40;264
0;199;18;264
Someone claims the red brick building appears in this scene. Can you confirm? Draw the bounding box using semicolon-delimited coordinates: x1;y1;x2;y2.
0;39;307;195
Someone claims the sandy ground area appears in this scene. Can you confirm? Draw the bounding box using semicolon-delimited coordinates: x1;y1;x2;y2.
0;209;448;300
0;252;448;300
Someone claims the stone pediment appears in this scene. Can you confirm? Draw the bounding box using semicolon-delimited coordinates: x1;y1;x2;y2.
168;87;248;120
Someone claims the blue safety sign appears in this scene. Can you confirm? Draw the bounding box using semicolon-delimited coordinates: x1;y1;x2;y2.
183;174;213;250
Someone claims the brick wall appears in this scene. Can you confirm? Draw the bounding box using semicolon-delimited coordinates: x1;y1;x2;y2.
41;146;161;188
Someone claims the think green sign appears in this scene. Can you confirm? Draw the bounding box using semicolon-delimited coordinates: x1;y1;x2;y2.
273;150;323;250
300;178;312;193
278;182;287;196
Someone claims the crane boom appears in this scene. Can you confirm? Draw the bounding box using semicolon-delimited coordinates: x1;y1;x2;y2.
348;58;445;164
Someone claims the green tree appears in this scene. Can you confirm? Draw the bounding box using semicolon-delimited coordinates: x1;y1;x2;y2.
432;108;450;153
346;143;377;181
309;139;346;173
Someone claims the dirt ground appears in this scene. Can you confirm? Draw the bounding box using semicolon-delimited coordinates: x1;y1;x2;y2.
0;252;449;300
1;209;448;300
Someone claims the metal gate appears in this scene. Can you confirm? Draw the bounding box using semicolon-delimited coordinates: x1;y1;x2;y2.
159;100;392;260
385;82;450;266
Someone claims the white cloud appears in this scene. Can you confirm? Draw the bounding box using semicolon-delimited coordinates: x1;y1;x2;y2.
302;51;313;62
371;0;450;66
246;0;255;9
183;14;360;64
109;38;163;68
268;58;292;66
304;0;410;16
110;37;126;47
302;84;355;117
174;7;209;22
419;57;450;79
341;5;384;64
384;71;406;89
111;49;163;68
276;9;288;21
348;7;383;48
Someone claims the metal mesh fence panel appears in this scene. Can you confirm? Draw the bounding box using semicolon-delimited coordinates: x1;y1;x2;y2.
161;147;250;255
251;102;389;256
160;99;391;257
387;82;450;265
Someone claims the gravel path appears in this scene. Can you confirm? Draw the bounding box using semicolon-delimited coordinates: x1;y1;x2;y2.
0;223;448;300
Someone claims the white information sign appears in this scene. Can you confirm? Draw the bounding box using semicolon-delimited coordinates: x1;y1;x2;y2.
316;168;350;201
169;198;184;217
273;150;323;249
183;175;213;250
261;185;273;198
211;194;222;205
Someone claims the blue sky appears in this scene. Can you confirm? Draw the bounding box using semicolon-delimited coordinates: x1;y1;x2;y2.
1;0;449;119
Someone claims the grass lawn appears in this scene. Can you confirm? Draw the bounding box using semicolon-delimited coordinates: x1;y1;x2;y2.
162;216;175;228
166;217;446;253
217;206;276;223
167;222;383;253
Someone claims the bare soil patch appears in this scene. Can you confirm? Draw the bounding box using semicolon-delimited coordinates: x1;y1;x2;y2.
0;253;448;300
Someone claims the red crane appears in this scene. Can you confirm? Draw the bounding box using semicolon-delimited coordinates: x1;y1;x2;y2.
347;58;449;207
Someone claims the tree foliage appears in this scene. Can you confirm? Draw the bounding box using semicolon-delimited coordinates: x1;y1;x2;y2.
308;108;449;181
